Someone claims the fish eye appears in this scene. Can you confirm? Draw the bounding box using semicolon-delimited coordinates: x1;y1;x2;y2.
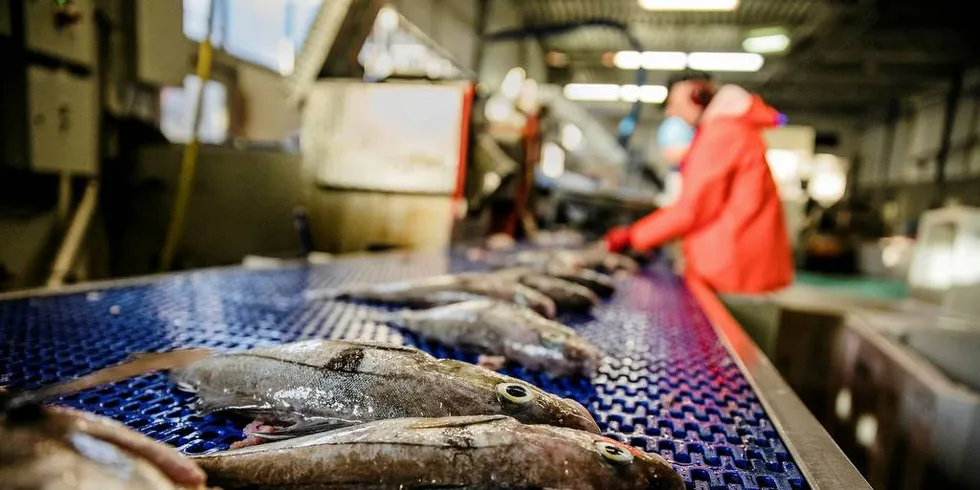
496;383;535;404
595;441;634;464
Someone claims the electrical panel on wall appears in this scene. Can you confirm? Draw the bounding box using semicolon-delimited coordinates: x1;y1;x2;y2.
0;0;12;37
24;0;95;67
136;0;191;86
27;66;97;175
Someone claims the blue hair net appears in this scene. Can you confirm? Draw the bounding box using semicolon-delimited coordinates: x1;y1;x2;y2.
657;116;695;150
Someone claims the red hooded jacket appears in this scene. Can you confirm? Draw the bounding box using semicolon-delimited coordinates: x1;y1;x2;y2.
630;86;793;293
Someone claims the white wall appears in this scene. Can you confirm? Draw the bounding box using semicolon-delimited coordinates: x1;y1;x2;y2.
857;70;980;188
236;64;300;142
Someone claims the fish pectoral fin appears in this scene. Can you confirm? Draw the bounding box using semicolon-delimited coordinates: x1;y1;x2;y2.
195;392;269;414
253;417;360;440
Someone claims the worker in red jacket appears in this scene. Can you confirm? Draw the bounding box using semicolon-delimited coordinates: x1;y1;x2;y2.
606;73;793;294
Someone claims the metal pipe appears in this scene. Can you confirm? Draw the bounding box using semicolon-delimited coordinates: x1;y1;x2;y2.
57;170;72;222
935;69;964;194
47;179;99;288
158;0;217;271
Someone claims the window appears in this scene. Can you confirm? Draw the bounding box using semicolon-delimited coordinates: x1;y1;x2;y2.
357;7;462;80
160;75;229;144
182;0;322;74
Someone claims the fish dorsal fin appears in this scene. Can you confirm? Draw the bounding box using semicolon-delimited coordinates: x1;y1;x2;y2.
408;414;511;430
243;340;434;374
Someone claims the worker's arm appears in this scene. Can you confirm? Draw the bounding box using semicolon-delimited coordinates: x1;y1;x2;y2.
628;125;744;251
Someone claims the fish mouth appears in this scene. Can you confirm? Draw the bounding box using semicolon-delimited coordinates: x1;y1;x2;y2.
562;397;601;434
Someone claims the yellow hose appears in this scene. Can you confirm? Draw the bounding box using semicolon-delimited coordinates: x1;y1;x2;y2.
159;35;214;271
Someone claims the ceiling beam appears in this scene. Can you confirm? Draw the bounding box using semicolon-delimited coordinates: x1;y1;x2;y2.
759;0;882;86
555;63;950;89
815;50;966;64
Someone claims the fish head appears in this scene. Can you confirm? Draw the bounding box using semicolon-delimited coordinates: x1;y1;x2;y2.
537;328;603;377
492;379;601;434
170;362;210;393
585;435;685;490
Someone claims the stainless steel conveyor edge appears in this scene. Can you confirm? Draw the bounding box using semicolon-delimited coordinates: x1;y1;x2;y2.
688;276;873;490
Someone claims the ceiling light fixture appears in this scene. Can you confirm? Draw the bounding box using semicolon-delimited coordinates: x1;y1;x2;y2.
642;51;688;70
563;84;621;102
687;52;764;72
613;51;687;70
638;0;739;11
743;27;791;53
563;84;668;104
612;51;643;70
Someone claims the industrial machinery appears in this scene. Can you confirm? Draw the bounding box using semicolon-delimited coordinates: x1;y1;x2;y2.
828;310;980;490
907;205;980;316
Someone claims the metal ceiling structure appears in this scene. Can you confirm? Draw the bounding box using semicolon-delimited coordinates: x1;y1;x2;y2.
513;0;977;116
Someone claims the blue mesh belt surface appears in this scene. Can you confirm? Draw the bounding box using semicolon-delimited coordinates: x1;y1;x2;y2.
0;254;807;489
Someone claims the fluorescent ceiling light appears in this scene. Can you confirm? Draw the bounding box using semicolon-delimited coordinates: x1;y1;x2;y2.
642;51;687;70
620;85;669;103
743;27;790;53
687;52;764;72
563;84;621;102
563;84;667;104
638;0;739;11
612;51;642;70
614;51;687;70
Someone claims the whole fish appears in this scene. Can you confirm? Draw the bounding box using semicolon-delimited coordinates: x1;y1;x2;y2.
192;415;685;490
387;299;603;377
172;340;600;445
333;273;558;318
493;269;600;312
503;248;639;275
551;268;617;297
0;402;208;489
493;265;617;298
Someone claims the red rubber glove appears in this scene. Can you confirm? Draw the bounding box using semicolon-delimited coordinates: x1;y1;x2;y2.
604;226;632;253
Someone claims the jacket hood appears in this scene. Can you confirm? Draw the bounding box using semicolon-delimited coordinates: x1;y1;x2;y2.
701;84;780;128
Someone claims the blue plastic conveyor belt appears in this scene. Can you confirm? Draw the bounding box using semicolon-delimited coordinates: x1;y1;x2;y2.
0;254;807;490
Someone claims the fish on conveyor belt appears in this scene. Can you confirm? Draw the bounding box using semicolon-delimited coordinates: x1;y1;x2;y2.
502;248;640;275
192;415;685;490
386;299;603;377
493;267;603;310
551;267;617;297
0;350;215;489
493;265;618;299
331;273;558;318
0;402;209;489
172;340;600;447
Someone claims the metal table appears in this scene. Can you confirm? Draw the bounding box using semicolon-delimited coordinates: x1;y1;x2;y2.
0;253;868;490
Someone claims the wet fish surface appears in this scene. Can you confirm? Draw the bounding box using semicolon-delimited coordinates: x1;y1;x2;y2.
388;299;602;377
517;273;600;312
334;274;557;318
172;340;600;444
0;403;208;489
497;249;640;276
550;268;617;297
192;415;685;490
